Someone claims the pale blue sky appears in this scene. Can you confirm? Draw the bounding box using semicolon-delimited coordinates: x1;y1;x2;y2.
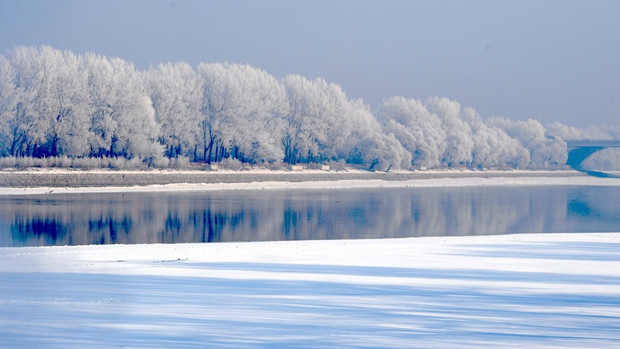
1;0;619;127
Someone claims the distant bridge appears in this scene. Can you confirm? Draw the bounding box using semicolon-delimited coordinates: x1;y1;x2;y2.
565;140;620;170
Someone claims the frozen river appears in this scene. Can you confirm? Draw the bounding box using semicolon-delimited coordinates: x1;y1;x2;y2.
2;185;619;247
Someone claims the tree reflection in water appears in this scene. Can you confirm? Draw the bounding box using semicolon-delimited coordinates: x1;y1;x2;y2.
1;186;619;247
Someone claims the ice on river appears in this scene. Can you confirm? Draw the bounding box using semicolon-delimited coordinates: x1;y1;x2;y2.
1;233;619;348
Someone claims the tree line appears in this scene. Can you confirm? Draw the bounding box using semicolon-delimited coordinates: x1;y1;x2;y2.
0;46;618;170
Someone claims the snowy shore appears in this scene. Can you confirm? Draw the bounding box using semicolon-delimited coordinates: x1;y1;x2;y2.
0;168;585;188
2;168;620;195
1;232;619;348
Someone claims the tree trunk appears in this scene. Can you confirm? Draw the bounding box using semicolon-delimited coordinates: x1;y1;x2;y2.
207;138;214;163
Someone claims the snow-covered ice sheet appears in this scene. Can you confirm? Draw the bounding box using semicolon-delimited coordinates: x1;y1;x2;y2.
1;233;619;348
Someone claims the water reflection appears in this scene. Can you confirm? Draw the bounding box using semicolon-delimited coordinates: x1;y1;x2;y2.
1;186;619;247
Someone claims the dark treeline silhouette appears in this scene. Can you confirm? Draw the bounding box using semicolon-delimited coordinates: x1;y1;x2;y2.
1;46;619;170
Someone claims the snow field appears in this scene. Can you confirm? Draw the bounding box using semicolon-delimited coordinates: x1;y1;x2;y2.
1;233;619;348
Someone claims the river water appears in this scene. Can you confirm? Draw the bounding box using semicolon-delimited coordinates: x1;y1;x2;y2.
1;186;619;247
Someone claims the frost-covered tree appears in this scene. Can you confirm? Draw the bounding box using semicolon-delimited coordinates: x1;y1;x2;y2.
344;99;412;170
281;75;409;169
425;97;474;167
375;96;446;168
281;75;342;164
146;62;202;159
0;45;604;170
197;63;287;163
37;47;90;157
0;46;91;157
546;122;618;141
377;96;533;169
486;117;566;168
83;52;162;162
0;54;16;156
2;46;52;157
461;108;529;168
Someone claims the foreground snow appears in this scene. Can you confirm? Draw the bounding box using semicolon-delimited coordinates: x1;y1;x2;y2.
1;233;619;348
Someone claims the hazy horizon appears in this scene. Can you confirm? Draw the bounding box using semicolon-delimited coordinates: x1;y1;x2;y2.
1;0;619;127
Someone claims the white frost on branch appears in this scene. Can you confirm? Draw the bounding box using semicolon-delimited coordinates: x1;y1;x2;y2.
2;45;616;170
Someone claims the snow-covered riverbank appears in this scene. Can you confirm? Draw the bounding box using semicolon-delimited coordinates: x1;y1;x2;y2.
0;168;585;188
1;233;619;348
0;169;618;195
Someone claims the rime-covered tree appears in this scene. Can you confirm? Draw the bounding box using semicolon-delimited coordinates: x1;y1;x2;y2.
344;99;412;170
282;76;358;164
546;122;618;141
375;96;446;168
83;52;162;162
0;54;15;156
461;108;529;168
425;97;474;167
2;46;52;157
146;62;202;159
377;96;532;169
0;46;91;157
0;45;591;170
197;63;287;163
486;117;566;168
